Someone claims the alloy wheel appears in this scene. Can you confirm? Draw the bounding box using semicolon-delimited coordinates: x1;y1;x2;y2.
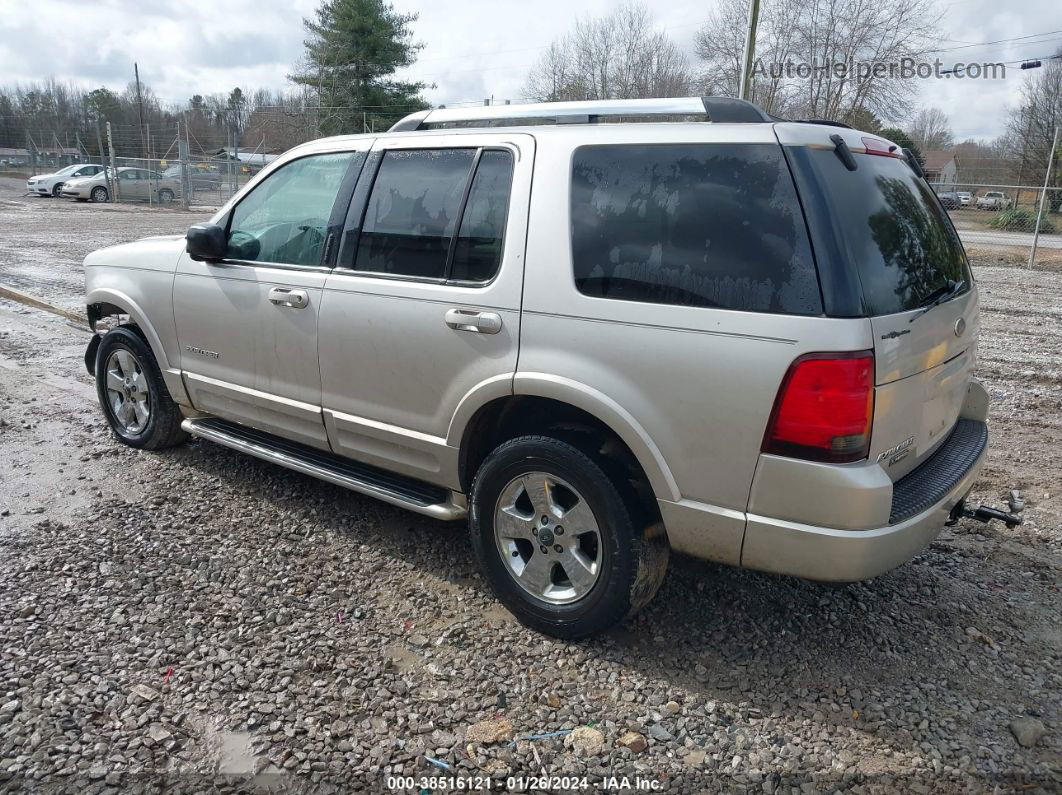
493;472;603;605
104;349;151;434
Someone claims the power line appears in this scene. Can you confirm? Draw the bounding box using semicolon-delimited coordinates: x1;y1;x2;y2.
931;30;1062;55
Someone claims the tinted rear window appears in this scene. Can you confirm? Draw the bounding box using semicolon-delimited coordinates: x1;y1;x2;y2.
795;149;969;315
355;149;475;279
570;143;822;315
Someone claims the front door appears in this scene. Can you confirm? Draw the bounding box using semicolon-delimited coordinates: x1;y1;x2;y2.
173;147;367;449
318;133;533;488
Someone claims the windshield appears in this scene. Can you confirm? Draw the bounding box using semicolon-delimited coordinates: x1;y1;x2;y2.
56;165;80;176
790;149;970;316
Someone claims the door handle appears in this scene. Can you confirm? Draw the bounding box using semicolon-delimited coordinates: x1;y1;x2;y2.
444;308;502;334
268;287;309;309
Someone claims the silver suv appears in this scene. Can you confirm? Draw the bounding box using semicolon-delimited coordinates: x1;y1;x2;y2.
83;97;989;638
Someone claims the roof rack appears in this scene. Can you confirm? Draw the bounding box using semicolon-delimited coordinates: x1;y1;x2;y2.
388;96;774;132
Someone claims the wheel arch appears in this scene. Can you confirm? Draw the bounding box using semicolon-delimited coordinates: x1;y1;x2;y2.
87;290;169;365
86;287;189;405
453;374;680;503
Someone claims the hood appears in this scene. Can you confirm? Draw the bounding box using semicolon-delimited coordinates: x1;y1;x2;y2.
84;235;188;273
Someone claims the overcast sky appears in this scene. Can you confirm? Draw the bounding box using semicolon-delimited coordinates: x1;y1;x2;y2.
2;0;1060;141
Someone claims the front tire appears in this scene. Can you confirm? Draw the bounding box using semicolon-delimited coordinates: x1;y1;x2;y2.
95;326;188;450
91;186;108;203
158;188;174;204
470;436;668;639
51;183;62;197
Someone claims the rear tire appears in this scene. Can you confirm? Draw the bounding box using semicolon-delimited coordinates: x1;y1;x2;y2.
470;435;668;639
95;326;188;450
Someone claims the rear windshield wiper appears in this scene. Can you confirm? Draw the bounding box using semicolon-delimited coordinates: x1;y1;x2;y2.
829;134;858;171
909;279;966;322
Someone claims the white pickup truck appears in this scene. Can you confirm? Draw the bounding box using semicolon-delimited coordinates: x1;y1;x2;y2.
976;191;1012;211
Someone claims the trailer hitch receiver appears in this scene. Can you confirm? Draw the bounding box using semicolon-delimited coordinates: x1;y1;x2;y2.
947;499;1023;530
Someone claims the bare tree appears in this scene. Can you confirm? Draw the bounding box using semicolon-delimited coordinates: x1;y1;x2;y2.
524;2;693;101
952;138;1017;185
695;0;940;121
908;107;953;151
1000;48;1062;210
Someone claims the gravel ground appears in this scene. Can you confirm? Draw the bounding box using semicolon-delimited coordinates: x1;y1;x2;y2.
0;185;1060;793
0;177;207;312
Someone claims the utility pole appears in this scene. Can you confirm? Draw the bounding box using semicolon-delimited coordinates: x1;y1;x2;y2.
738;0;761;100
1014;108;1034;208
26;133;37;176
1029;125;1060;269
177;120;191;209
134;62;147;158
94;121;106;171
106;121;119;202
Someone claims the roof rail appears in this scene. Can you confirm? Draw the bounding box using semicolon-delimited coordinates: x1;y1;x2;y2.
388;96;773;132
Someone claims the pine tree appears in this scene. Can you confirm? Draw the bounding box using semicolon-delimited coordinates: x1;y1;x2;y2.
291;0;428;135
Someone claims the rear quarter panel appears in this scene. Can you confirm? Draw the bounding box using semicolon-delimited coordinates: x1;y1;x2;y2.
519;126;873;561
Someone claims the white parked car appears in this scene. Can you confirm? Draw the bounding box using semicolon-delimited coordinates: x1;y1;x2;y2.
26;164;105;197
957;191;972;207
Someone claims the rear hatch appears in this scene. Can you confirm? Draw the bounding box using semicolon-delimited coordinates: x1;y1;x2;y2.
780;124;978;480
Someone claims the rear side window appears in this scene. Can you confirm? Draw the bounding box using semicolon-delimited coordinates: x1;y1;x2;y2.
355;149;475;279
570;144;821;314
354;148;513;282
792;149;969;316
450;150;514;282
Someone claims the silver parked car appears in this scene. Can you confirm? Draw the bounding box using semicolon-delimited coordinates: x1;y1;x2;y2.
62;166;181;203
82;98;1004;637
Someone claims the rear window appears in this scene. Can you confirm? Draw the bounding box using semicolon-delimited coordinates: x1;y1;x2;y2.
570;143;822;315
794;149;969;316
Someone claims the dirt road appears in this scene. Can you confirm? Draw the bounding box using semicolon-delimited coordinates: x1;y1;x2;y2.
0;183;1059;792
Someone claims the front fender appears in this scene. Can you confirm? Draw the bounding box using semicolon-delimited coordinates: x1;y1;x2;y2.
85;285;188;405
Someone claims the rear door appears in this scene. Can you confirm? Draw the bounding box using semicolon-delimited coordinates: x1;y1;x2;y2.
781;125;977;479
119;169;148;200
173;147;366;448
317;133;532;488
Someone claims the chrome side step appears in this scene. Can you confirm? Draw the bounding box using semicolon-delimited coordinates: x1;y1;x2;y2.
181;417;467;521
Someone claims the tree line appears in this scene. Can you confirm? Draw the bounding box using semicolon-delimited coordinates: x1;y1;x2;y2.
0;0;1059;198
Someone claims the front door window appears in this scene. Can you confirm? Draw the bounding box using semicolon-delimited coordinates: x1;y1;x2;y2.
225;153;360;267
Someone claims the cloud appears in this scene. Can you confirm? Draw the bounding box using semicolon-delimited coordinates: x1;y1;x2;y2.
0;0;1053;141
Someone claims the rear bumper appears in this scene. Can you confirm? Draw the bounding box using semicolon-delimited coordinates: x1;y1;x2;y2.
740;418;987;582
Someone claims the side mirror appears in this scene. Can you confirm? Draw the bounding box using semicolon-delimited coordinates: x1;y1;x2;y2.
186;223;226;261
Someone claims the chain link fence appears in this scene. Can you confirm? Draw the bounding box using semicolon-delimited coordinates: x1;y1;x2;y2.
39;154;274;210
931;183;1062;264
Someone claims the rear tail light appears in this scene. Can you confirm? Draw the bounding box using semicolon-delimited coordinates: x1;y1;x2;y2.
762;351;875;464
